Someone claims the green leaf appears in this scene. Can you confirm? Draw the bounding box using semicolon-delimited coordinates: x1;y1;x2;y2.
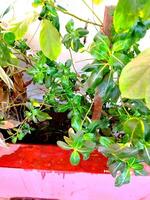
90;33;110;61
123;118;144;142
36;111;52;122
114;0;150;33
3;32;15;45
112;39;131;52
40;20;62;60
82;152;90;160
64;136;73;146
119;49;150;109
99;136;114;148
132;163;143;171
9;12;38;40
71;38;81;52
143;146;150;165
115;167;130;187
70;150;80;166
0;43;11;66
18;132;25;141
32;0;43;7
134;169;148;176
12;136;17;144
62;34;72;49
76;28;89;38
65;19;74;33
71;115;82;131
109;161;125;177
57;141;72;150
83;133;95;141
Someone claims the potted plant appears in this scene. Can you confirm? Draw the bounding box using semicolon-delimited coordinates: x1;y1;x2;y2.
0;0;149;190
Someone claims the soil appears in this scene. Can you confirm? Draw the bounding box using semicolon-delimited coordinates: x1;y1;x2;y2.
2;111;70;145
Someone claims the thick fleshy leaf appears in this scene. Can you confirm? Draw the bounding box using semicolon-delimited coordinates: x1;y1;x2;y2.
70;151;80;166
115;168;131;187
40;20;62;60
71;115;82;131
57;141;72;150
119;49;150;109
114;0;150;33
109;161;125;177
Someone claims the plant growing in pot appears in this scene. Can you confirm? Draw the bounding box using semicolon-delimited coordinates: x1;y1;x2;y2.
0;0;150;187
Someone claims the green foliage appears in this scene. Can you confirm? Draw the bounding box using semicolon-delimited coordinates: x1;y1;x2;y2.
123;118;144;144
40;19;62;60
62;19;89;52
70;151;80;165
0;0;150;188
3;32;15;45
57;128;96;164
119;49;150;109
9;123;33;144
9;12;38;40
25;101;51;123
114;0;150;33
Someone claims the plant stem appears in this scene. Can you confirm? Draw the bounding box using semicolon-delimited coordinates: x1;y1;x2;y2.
82;0;103;25
28;21;41;45
68;48;80;77
81;98;95;128
51;3;102;27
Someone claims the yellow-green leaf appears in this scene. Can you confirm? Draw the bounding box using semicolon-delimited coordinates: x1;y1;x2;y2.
92;0;103;5
114;0;150;33
0;66;13;89
119;48;150;109
40;20;62;60
9;12;38;40
124;118;144;142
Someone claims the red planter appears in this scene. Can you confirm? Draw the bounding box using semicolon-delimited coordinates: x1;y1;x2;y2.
0;144;108;173
0;144;150;200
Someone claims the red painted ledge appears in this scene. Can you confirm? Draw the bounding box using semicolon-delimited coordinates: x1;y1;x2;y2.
0;144;150;200
0;144;108;173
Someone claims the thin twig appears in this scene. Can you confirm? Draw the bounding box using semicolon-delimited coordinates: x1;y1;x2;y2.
81;98;95;128
51;3;102;27
82;0;103;25
68;48;80;76
28;21;41;45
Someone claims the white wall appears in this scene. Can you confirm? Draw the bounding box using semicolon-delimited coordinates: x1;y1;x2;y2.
0;0;149;99
1;0;149;54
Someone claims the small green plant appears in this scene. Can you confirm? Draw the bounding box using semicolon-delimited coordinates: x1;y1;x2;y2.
0;0;150;186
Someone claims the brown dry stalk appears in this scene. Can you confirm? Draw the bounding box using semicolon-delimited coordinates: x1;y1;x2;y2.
92;6;114;121
92;92;102;120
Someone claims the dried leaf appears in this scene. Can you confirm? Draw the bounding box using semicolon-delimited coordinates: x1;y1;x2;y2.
0;66;13;89
0;120;21;129
0;133;8;148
